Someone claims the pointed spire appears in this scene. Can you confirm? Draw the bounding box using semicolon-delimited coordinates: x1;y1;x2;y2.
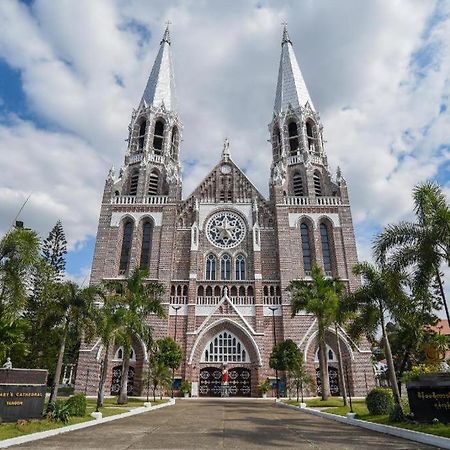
222;137;231;160
139;24;177;110
274;24;314;113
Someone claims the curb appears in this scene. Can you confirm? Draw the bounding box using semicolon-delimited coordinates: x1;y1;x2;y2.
277;402;450;449
0;398;176;448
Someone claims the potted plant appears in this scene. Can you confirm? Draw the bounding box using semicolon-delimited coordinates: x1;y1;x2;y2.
181;380;191;398
258;380;271;398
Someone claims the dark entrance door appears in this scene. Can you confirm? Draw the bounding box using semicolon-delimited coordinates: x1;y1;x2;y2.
316;366;340;396
228;367;251;397
199;367;252;397
111;365;135;395
199;367;222;397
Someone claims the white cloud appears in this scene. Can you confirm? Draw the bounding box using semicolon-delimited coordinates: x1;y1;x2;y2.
0;0;448;281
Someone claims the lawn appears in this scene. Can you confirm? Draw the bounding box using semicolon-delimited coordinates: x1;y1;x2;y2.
0;396;167;441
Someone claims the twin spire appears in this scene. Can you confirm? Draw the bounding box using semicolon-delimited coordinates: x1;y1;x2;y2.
140;24;314;116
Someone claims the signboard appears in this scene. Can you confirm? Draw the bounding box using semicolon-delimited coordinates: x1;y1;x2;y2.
0;385;47;422
407;374;450;423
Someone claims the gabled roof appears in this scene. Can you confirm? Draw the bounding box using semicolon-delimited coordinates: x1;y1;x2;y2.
274;25;315;113
139;25;177;111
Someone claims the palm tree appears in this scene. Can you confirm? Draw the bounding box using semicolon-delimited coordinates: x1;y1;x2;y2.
49;282;98;405
94;294;123;410
105;269;165;405
374;182;450;323
289;265;341;401
0;227;40;317
146;359;172;401
346;262;407;411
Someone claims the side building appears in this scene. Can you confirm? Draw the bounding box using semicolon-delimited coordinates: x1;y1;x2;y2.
75;25;375;398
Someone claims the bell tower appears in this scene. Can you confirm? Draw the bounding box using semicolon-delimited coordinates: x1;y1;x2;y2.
115;25;182;202
269;26;335;202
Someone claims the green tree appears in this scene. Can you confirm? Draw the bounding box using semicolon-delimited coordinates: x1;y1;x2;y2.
290;358;315;403
105;269;165;405
154;337;182;397
94;294;123;410
346;262;407;412
146;359;172;401
374;181;450;323
42;220;67;281
49;282;98;405
288;265;342;400
0;227;40;318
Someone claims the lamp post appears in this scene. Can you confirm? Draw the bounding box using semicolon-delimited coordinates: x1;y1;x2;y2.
268;306;279;399
171;305;182;398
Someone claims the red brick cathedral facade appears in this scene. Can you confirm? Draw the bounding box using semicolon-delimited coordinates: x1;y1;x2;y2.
75;26;375;398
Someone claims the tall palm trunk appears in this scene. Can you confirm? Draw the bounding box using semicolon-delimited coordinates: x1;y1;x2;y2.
118;346;130;405
318;331;330;400
334;322;348;406
96;340;111;410
49;317;68;405
380;305;402;409
436;269;450;324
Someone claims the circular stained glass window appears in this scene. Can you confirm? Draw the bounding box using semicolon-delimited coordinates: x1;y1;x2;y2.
206;211;246;249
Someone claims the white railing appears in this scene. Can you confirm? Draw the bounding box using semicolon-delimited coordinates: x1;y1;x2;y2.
197;296;221;305
287;155;303;165
112;195;168;205
283;196;311;206
230;296;254;305
283;196;342;206
199;197;252;204
128;153;143;164
262;296;282;305
149;153;165;164
170;296;188;304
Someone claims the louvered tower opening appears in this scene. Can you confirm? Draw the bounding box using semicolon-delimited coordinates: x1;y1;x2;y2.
313;172;322;196
129;170;139;196
293;173;304;196
148;171;159;196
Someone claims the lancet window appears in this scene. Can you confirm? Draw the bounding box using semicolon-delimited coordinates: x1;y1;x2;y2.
235;254;246;281
288;121;300;155
148;171;159;196
320;223;332;275
140;220;153;269
129;169;139;196
119;220;133;274
293;172;304;196
206;254;216;280
300;223;312;274
220;254;231;280
313;172;322;196
138;119;146;150
153;120;165;154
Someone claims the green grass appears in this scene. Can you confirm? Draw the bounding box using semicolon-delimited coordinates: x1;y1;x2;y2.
322;402;450;439
284;397;363;408
0;397;149;441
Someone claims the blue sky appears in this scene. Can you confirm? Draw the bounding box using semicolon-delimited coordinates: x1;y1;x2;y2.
0;0;449;293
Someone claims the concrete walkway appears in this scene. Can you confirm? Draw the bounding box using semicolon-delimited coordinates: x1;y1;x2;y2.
11;400;435;449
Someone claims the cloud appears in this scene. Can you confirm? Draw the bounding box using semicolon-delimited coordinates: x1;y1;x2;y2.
0;0;449;288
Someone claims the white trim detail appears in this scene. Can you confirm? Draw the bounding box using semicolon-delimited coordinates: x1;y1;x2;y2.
288;213;340;228
188;318;263;366
198;204;252;230
111;212;162;227
303;327;355;362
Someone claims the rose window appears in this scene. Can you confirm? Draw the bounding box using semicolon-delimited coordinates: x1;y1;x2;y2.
206;211;246;249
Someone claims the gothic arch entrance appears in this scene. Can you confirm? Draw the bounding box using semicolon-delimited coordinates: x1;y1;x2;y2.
199;366;252;397
315;366;340;396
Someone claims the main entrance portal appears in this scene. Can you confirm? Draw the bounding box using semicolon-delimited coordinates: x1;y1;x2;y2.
199;367;251;397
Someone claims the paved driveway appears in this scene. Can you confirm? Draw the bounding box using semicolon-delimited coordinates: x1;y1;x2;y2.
12;399;435;449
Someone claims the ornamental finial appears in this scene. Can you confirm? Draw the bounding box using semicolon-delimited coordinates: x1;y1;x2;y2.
222;138;230;160
281;22;292;45
161;21;171;45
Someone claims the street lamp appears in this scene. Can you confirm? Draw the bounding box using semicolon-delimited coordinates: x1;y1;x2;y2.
268;306;279;399
171;305;182;398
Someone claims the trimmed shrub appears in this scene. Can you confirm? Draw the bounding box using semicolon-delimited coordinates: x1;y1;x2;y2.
65;393;87;417
365;388;394;415
47;400;70;423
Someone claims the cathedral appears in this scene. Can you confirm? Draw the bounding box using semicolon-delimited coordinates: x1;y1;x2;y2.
75;25;375;398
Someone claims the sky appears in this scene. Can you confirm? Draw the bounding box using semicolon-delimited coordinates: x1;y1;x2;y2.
0;0;449;295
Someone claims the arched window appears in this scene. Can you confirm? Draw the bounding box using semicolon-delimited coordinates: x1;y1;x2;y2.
306;120;315;151
129;169;139;196
202;331;248;363
170;127;178;159
300;223;312;274
320;223;332;275
273;126;282;159
288;121;299;155
313;172;322;196
138;119;146;150
221;254;231;280
148;171;159;196
206;254;216;281
140;220;153;269
119;221;133;274
235;254;246;281
315;345;335;362
114;347;136;361
293;173;304;196
153;120;165;154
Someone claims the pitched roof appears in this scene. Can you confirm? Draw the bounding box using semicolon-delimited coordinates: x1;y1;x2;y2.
139;25;177;111
274;25;315;113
